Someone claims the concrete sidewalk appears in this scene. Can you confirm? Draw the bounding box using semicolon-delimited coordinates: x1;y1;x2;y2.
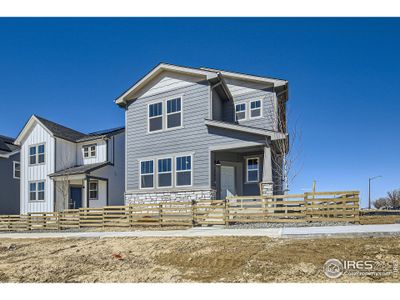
0;224;399;239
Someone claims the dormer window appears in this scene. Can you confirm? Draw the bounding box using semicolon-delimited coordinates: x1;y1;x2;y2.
250;100;262;119
83;144;96;158
235;103;246;121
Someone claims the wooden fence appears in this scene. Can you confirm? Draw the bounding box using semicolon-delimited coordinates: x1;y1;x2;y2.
226;191;359;223
0;191;360;231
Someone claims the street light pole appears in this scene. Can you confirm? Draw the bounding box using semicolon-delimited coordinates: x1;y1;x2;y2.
368;176;382;209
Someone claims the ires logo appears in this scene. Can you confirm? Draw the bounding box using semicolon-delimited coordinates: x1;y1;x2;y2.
323;259;375;279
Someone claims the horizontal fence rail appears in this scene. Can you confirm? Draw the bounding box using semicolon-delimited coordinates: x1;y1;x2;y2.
0;191;360;231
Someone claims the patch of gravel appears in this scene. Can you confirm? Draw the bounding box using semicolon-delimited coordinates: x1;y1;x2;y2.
227;222;356;229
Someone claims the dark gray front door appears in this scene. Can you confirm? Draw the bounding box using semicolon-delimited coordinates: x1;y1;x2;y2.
70;187;82;209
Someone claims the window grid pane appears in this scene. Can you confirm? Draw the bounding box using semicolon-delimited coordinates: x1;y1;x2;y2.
141;160;154;174
167;98;181;114
176;156;191;171
149;102;162;117
251;100;261;109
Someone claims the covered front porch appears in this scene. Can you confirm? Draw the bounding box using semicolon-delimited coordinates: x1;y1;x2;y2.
210;143;278;199
50;164;109;211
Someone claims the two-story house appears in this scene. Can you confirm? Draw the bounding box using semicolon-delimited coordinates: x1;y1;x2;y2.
15;115;125;214
115;63;288;204
0;134;20;214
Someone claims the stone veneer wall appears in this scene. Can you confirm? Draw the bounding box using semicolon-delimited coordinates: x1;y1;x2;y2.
125;189;217;204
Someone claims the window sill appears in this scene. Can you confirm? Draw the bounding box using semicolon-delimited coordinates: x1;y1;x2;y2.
147;126;184;135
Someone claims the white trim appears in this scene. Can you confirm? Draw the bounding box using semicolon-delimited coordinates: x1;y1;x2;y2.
139;159;155;189
13;161;20;179
0;149;20;158
205;119;287;140
147;95;184;134
137;152;194;189
137;151;195;162
147;101;163;133
166;96;183;130
88;180;99;200
245;157;260;183
200;67;287;87
82;143;97;159
28;142;46;166
156;157;173;188
249;99;263;120
175;154;193;188
115;63;218;105
235;102;247;121
15;115;54;145
28;180;46;202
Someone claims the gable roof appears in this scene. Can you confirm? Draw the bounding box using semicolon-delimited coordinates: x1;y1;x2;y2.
115;63;288;107
0;134;20;157
15;115;124;145
35;116;87;142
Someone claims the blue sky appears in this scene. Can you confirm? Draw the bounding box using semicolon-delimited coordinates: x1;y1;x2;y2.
0;18;398;207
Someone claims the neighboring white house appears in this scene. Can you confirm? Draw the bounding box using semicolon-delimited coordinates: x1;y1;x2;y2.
15;115;125;214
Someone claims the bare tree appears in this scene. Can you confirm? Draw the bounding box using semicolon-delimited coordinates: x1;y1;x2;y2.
54;152;75;211
265;92;303;194
373;189;400;209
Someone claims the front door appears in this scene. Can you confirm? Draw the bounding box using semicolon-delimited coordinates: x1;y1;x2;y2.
70;187;82;209
220;166;236;199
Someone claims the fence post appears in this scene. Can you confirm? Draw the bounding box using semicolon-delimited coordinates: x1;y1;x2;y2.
224;198;228;226
192;200;196;227
304;193;310;222
159;202;163;227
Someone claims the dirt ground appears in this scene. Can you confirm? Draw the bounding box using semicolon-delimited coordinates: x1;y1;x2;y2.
0;236;399;283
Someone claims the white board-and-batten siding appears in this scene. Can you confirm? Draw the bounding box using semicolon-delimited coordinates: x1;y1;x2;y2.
76;140;107;165
20;122;55;214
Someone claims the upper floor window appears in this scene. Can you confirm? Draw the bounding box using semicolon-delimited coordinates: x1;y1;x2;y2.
83;144;96;158
148;102;163;132
148;97;183;132
89;181;98;200
166;98;182;129
140;160;154;188
235;103;246;121
29;144;45;165
13;161;20;179
157;158;172;187
29;181;45;201
250;100;262;119
176;155;192;186
246;157;259;183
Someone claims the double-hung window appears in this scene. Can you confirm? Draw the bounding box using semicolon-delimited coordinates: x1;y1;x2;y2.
29;181;45;201
148;102;163;132
157;158;172;187
140;160;154;188
246;158;259;183
89;181;98;200
235;103;246;121
29;144;45;165
176;155;192;186
250;100;262;118
13;161;20;179
166;98;182;129
83;144;96;158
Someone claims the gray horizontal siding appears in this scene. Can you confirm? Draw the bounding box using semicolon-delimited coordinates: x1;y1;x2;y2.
223;90;276;130
126;82;266;191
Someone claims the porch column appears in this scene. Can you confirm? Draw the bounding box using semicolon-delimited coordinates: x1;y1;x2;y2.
261;140;274;196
